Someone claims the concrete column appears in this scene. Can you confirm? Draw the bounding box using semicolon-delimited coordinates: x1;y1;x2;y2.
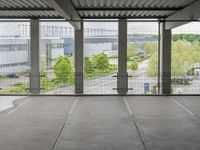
117;19;128;95
30;19;40;94
75;23;83;94
160;22;171;94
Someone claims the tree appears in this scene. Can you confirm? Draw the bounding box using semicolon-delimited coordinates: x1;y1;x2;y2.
148;40;200;77
142;43;158;55
127;43;137;58
40;58;49;91
129;59;138;71
84;57;94;74
148;52;158;77
92;53;109;71
171;40;194;76
53;56;74;83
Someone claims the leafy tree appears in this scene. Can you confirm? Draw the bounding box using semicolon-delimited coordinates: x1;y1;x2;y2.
171;40;193;76
92;53;109;71
84;57;94;74
142;43;158;55
148;52;158;77
40;58;49;91
127;43;137;58
148;39;200;77
173;34;200;43
53;56;73;83
129;59;138;71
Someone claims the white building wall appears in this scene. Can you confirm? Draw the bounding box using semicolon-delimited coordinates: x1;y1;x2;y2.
84;43;113;57
0;50;28;65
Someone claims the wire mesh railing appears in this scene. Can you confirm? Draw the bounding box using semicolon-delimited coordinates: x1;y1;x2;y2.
0;72;30;94
171;76;200;94
84;72;118;94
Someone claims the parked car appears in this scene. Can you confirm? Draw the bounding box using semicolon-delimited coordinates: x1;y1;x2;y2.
172;75;192;85
6;73;19;78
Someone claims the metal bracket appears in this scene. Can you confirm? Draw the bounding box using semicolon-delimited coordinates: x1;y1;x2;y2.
112;75;133;77
26;88;44;91
112;88;133;90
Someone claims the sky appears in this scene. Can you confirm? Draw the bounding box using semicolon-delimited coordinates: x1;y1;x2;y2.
0;21;200;36
173;22;200;34
85;21;200;35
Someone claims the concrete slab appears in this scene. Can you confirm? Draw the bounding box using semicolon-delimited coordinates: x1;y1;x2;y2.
0;96;26;112
0;96;76;150
175;96;200;117
126;96;200;150
54;96;145;150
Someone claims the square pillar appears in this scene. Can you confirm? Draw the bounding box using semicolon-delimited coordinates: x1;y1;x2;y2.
160;22;171;94
75;23;83;94
30;19;40;94
117;19;128;95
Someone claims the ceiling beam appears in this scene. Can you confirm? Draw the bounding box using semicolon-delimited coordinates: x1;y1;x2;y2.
77;7;182;11
47;0;81;30
0;7;55;11
82;16;161;19
165;0;200;29
0;16;63;19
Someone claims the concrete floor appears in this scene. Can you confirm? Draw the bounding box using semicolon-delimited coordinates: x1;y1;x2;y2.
0;96;200;150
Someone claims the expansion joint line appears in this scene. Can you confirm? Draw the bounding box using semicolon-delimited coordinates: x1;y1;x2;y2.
51;97;79;150
123;97;148;150
170;97;194;116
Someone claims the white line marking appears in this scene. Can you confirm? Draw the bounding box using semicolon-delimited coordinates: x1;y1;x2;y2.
171;97;194;116
7;98;30;116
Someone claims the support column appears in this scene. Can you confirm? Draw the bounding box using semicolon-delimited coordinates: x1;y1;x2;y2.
75;23;83;94
160;22;171;94
30;19;40;94
117;19;128;95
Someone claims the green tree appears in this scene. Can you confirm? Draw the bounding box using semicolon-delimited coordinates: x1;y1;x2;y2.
92;53;109;71
129;59;138;71
40;58;49;91
142;43;158;55
84;57;94;74
148;52;158;77
148;40;200;77
127;43;137;58
53;56;73;83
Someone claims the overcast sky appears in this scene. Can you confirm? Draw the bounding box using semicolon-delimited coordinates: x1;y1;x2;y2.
85;22;200;34
0;21;200;36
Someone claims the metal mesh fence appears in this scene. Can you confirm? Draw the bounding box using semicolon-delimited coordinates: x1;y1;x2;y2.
39;22;75;94
172;22;200;94
0;22;30;94
127;21;159;94
83;22;118;94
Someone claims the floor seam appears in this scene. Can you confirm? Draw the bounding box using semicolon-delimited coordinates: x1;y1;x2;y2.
170;97;194;115
170;96;200;121
123;97;148;150
51;97;79;150
0;97;30;121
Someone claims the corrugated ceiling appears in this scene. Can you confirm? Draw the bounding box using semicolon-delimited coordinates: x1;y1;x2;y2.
0;0;197;19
